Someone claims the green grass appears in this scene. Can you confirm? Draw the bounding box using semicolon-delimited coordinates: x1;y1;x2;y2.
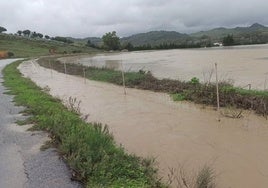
85;68;147;86
221;85;268;97
38;56;268;117
0;34;98;58
38;57;149;86
171;93;186;101
3;60;164;188
195;166;216;188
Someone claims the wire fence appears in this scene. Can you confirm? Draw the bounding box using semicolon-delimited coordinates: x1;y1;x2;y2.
36;57;268;119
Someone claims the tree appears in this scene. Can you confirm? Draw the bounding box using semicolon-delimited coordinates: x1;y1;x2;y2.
45;35;50;39
22;30;31;37
17;30;22;36
122;42;134;51
86;40;96;48
7;52;14;57
37;33;43;38
102;31;120;50
223;34;234;46
52;36;73;44
0;26;7;33
86;39;92;46
31;31;38;38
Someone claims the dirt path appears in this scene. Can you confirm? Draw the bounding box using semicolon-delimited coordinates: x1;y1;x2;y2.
20;60;268;188
0;59;81;188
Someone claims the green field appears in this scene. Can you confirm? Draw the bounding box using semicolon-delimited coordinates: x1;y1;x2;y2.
0;34;98;58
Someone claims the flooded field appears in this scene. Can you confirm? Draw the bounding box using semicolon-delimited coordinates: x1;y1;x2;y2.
62;44;268;90
20;60;268;188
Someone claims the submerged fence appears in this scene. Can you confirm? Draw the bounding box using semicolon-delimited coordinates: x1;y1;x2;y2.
38;57;268;119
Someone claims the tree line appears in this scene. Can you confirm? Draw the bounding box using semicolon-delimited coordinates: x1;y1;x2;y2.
93;31;239;51
16;30;73;43
96;31;203;51
2;24;265;51
0;26;73;44
0;26;203;50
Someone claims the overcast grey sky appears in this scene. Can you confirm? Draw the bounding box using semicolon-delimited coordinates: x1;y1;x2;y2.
1;0;268;38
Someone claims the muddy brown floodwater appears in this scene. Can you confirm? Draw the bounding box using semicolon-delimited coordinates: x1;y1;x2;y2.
20;60;268;188
61;44;268;90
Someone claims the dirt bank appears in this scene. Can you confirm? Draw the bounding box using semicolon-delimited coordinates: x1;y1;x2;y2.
20;60;268;188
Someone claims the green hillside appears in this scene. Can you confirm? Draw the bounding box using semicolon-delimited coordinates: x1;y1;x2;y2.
63;23;268;50
119;23;268;47
8;24;267;55
191;23;268;44
121;31;190;46
69;31;190;47
68;37;102;46
0;34;98;58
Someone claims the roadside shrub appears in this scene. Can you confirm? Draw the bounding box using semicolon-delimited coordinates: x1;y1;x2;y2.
190;77;200;85
72;50;82;53
7;51;14;57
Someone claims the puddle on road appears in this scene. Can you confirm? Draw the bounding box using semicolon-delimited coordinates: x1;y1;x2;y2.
19;60;268;188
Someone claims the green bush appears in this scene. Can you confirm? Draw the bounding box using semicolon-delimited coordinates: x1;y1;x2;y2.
7;51;14;57
190;77;200;85
171;93;186;101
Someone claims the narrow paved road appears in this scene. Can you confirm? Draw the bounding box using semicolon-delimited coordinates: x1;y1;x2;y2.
0;59;82;188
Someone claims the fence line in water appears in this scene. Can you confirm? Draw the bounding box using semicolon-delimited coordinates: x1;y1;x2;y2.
49;60;267;119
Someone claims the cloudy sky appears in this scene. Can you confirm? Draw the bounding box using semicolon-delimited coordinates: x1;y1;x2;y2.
1;0;268;38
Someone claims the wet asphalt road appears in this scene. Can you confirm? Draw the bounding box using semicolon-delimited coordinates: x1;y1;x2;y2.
0;59;82;188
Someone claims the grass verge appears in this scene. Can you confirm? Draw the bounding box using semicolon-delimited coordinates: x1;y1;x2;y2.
38;57;268;117
3;60;164;188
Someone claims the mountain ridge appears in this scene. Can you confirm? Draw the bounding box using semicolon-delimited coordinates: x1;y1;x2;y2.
70;23;268;47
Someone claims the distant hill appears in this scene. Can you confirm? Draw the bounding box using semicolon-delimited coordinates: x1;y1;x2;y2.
68;37;102;46
68;23;268;49
120;31;189;46
68;31;191;48
191;23;268;44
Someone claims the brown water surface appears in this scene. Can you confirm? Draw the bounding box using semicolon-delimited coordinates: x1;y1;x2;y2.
20;60;268;188
62;44;268;90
